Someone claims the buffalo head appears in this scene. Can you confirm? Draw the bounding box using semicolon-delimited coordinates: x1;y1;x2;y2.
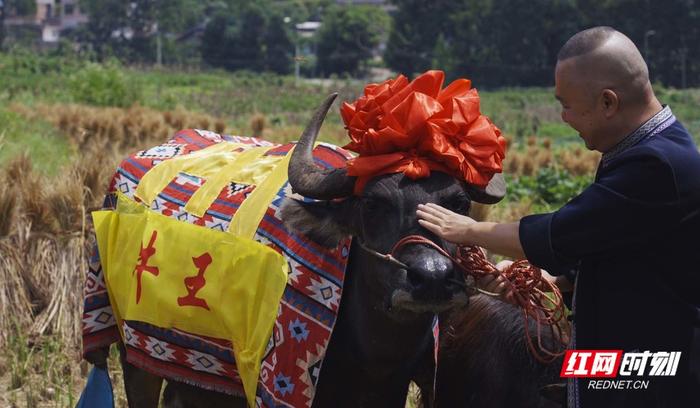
282;93;505;317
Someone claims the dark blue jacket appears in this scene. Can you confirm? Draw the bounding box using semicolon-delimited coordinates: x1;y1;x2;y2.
520;108;700;407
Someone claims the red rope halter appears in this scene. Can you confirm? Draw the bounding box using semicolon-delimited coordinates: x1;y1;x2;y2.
390;235;570;364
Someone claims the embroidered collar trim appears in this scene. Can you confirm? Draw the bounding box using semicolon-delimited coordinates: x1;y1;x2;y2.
601;105;675;167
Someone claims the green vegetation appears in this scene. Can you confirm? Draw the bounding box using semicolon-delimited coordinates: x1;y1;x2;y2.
2;50;699;181
507;168;592;210
0;109;74;176
3;322;80;407
0;50;361;128
69;61;143;107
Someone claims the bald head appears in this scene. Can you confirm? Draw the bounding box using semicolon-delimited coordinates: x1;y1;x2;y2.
557;27;653;107
554;27;663;152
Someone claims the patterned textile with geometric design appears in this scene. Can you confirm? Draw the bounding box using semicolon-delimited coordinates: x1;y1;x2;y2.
82;129;354;407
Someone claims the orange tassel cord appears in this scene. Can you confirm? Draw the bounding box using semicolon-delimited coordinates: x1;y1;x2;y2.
391;235;570;364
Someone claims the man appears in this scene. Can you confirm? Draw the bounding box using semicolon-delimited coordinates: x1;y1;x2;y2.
417;26;700;407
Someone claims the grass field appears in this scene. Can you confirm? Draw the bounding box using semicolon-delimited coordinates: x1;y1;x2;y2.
1;51;698;407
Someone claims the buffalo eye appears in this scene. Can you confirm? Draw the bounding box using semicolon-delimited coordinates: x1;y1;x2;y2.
361;196;391;214
443;195;471;215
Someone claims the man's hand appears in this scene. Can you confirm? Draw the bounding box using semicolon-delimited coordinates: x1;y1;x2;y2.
475;261;570;302
476;260;516;304
416;203;476;245
541;269;574;292
416;203;526;259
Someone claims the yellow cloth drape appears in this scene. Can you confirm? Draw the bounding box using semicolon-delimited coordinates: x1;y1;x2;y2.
94;142;295;407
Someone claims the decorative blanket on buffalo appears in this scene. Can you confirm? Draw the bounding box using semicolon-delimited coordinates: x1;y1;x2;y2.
82;129;354;407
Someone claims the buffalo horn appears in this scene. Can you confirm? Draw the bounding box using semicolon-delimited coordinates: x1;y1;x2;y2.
288;93;356;200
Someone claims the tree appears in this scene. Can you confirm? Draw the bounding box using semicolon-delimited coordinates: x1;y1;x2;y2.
577;0;700;88
432;33;455;75
384;0;457;76
445;0;580;87
78;0;207;62
264;14;293;75
2;0;39;49
200;4;294;74
316;5;389;76
405;0;700;88
78;0;130;60
0;0;5;49
200;5;267;71
232;5;266;71
5;0;35;16
201;11;234;68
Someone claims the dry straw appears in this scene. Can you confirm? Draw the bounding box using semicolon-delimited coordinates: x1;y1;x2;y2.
0;171;88;348
504;138;600;177
11;103;229;154
0;236;34;346
250;113;266;138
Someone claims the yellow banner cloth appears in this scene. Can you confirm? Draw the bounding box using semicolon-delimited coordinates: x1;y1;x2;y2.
93;193;288;407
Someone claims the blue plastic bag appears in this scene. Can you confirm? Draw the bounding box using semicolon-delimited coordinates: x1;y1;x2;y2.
76;365;114;408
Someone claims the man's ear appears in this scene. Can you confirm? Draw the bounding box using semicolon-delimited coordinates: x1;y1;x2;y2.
601;89;619;118
279;198;359;248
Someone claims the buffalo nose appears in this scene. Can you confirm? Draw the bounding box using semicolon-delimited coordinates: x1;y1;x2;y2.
405;254;459;301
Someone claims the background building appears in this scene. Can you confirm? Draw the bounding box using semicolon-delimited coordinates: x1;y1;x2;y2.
35;0;87;42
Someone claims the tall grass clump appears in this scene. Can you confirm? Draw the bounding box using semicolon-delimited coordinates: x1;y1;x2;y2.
250;113;266;138
0;155;95;349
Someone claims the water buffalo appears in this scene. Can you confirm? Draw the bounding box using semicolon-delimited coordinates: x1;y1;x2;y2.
435;295;565;408
87;93;510;407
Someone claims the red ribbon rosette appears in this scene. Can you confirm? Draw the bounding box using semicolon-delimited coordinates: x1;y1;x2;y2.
341;70;506;194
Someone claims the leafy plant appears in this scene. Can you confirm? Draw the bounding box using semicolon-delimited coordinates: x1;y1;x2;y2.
69;61;142;107
507;167;591;207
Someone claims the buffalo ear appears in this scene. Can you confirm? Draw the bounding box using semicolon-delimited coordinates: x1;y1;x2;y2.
279;198;359;248
466;173;506;204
